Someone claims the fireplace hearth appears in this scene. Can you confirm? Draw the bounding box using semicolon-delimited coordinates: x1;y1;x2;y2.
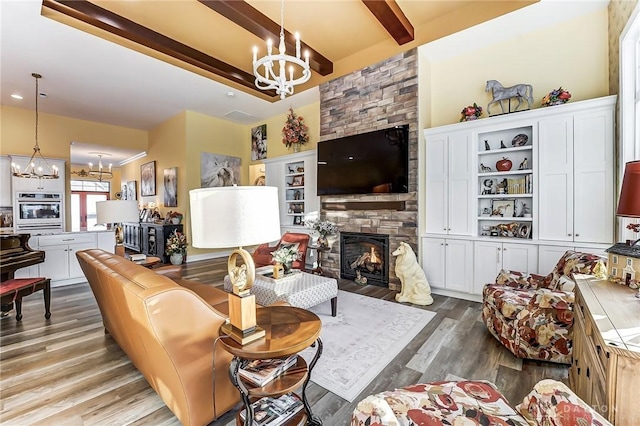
340;232;389;287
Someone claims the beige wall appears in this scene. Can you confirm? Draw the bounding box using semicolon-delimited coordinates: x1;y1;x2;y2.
608;0;639;95
69;164;122;200
424;8;610;127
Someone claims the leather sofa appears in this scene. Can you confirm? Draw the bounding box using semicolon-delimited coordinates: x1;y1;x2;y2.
252;232;310;271
76;249;266;425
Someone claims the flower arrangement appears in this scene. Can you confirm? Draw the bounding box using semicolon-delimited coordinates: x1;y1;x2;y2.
166;229;187;255
460;103;483;122
304;219;338;238
282;107;309;149
542;87;571;107
271;245;299;264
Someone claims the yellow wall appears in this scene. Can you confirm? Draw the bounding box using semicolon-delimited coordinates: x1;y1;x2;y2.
69;164;122;200
246;102;321;163
425;8;609;127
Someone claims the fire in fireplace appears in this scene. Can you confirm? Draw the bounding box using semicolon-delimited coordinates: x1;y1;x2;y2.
340;232;389;286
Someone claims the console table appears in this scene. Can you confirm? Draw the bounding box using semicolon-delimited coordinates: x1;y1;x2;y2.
122;222;183;264
571;275;640;425
218;306;323;426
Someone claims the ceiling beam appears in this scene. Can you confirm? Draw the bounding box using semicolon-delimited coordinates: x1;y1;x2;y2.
361;0;414;45
198;0;333;76
42;0;277;98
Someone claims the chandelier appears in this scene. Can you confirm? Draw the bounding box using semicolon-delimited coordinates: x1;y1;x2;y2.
252;0;311;99
11;73;59;179
87;153;113;182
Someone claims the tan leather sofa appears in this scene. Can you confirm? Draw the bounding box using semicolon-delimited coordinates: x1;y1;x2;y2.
76;249;255;425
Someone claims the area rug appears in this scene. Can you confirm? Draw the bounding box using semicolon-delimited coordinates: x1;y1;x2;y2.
299;290;436;402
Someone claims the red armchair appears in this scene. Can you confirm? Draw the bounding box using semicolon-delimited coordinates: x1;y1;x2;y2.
252;232;310;271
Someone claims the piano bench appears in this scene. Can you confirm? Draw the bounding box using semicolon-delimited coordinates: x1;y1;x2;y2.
0;278;51;321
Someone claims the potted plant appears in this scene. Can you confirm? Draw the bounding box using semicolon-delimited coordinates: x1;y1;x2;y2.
166;229;187;265
304;219;338;248
271;245;299;274
282;107;309;152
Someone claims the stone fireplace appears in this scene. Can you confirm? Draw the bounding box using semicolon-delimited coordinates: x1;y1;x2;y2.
340;232;389;287
317;49;419;291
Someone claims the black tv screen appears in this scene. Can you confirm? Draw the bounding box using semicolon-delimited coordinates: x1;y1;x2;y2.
317;125;409;196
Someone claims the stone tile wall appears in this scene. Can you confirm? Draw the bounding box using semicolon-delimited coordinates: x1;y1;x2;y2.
318;49;419;290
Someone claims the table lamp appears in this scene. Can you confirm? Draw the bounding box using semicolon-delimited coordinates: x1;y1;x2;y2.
617;160;640;246
190;186;280;344
96;200;140;256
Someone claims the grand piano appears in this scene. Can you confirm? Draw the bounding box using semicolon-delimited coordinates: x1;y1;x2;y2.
1;233;51;321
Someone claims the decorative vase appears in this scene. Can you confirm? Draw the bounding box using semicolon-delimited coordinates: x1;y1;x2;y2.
171;217;180;225
496;157;512;172
170;253;184;265
283;261;293;274
292;143;300;153
317;236;329;249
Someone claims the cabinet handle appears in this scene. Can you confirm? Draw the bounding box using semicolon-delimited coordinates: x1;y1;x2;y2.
445;243;449;246
440;243;444;246
503;248;507;251
63;239;74;242
575;233;580;237
443;228;447;231
448;228;451;231
568;233;572;236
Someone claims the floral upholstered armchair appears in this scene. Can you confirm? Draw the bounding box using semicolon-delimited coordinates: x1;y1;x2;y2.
482;250;605;364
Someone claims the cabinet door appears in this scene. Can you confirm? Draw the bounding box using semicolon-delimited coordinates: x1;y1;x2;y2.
445;239;473;293
573;109;614;244
473;241;502;293
302;153;319;219
97;232;116;253
68;242;98;278
0;156;11;207
38;245;70;280
422;237;446;289
538;245;573;275
502;243;538;274
538;116;574;242
424;135;448;234
447;132;472;235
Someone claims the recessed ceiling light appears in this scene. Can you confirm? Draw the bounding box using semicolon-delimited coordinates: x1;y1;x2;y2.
226;91;235;98
11;94;23;100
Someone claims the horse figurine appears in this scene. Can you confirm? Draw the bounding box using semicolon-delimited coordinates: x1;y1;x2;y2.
485;80;534;115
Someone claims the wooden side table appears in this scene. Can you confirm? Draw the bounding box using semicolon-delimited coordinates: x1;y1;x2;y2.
219;306;323;425
308;245;331;275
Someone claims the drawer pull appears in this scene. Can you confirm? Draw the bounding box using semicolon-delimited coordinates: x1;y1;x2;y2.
63;239;74;241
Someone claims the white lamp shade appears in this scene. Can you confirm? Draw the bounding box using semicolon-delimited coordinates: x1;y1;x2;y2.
189;186;281;248
96;200;139;224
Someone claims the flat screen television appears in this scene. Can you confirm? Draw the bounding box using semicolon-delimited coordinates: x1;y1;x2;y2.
317;125;409;196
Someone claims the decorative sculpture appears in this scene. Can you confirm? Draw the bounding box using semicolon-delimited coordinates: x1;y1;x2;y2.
485;80;534;115
484;140;491;151
480;163;492;173
519;158;528;170
393;242;433;306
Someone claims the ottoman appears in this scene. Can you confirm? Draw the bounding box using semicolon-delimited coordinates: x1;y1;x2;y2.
224;271;338;316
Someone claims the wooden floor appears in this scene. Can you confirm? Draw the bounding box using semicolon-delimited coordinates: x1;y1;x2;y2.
0;257;568;425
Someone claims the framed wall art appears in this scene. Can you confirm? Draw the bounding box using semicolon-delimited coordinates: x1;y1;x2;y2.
141;161;156;196
126;181;137;201
251;123;267;160
201;153;241;187
164;167;177;207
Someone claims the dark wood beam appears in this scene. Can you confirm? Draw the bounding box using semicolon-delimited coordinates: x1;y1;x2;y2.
198;0;333;76
362;0;414;45
42;0;277;98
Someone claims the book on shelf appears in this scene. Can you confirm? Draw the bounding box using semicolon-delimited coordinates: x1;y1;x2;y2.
238;355;298;387
239;393;303;426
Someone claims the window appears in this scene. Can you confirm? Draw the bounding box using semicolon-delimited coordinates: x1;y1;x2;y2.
71;180;110;231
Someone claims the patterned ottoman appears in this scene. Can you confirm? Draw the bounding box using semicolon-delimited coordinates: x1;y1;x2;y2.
224;271;338;316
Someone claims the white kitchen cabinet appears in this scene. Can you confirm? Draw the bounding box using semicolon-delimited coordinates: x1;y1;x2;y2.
422;237;473;293
9;156;66;193
0;156;12;207
263;151;319;231
37;233;98;286
13;236;39;279
97;231;116;253
473;241;538;293
538;99;615;244
538;244;609;275
424;130;472;235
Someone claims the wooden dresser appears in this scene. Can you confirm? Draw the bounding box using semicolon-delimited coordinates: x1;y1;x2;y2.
571;275;640;425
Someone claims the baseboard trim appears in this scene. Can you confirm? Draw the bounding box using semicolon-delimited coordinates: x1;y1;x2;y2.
431;288;482;303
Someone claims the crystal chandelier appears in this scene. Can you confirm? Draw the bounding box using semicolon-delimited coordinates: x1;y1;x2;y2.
252;0;311;100
88;154;113;182
12;73;59;179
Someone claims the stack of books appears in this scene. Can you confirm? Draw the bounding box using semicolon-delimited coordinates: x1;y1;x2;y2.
238;355;297;387
239;393;303;426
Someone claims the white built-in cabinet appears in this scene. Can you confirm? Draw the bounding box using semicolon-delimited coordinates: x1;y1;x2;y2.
422;238;473;294
473;241;538;294
263;151;319;233
538;107;615;244
9;155;66;193
422;96;616;301
0;156;12;207
424;131;473;235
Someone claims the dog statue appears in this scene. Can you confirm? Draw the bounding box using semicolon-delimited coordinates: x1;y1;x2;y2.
393;242;433;306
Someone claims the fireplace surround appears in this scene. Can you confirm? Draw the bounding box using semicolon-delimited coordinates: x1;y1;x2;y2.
340;232;389;287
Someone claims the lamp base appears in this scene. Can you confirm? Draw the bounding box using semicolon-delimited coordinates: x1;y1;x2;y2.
221;322;265;345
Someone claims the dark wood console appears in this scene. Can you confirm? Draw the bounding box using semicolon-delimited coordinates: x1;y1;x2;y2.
122;222;183;264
